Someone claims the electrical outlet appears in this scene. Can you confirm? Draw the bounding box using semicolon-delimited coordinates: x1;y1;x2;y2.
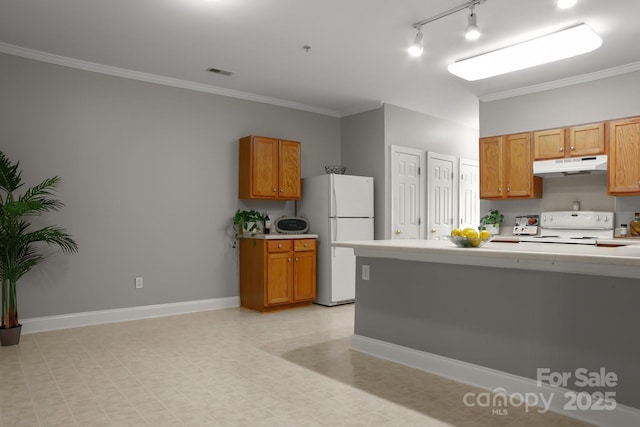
362;265;370;281
135;276;143;289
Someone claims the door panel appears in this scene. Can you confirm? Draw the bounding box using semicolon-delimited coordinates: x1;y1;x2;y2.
265;252;291;305
505;133;532;197
293;251;315;301
392;150;421;239
428;154;455;240
252;137;278;198
278;140;300;198
331;247;356;302
459;159;479;230
331;175;374;218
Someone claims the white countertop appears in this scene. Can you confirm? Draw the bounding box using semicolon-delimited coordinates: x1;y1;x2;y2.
492;235;640;245
333;239;640;279
240;233;318;240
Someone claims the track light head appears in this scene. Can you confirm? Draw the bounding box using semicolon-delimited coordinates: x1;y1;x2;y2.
408;30;424;57
465;9;481;40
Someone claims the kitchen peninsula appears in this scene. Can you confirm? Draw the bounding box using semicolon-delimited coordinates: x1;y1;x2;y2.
335;239;640;426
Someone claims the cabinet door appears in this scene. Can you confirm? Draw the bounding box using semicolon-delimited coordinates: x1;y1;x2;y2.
479;136;503;199
251;137;279;198
265;252;292;305
504;133;534;198
293;250;316;302
533;129;565;160
568;123;605;157
609;118;640;195
278;140;301;199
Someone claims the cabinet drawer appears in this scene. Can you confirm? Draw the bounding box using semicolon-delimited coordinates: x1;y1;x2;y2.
266;240;292;253
294;239;316;251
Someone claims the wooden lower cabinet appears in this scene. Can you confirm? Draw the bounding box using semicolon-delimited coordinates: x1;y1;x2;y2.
240;238;316;312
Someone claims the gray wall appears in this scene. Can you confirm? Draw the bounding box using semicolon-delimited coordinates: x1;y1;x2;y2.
341;104;478;239
355;257;640;409
341;107;385;239
479;71;640;226
0;52;340;318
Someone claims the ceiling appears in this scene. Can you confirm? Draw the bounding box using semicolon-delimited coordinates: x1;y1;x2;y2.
1;0;639;129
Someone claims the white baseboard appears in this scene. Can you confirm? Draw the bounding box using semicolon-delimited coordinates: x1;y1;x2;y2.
20;297;240;334
351;334;640;427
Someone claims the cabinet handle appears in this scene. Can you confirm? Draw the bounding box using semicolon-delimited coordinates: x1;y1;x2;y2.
280;188;284;192
272;188;277;192
559;147;564;152
498;187;502;192
570;146;575;151
277;244;282;248
507;186;511;192
295;257;299;262
288;258;292;262
431;228;436;233
303;243;308;247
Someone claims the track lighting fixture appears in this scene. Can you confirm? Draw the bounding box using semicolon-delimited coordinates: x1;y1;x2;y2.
408;29;424;57
409;0;485;55
465;6;481;40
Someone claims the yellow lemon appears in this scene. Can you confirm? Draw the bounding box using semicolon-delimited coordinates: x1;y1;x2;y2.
479;230;491;240
471;238;481;247
451;228;462;237
465;230;479;240
462;227;475;237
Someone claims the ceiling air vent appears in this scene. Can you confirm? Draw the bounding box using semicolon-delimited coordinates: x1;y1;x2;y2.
207;67;233;76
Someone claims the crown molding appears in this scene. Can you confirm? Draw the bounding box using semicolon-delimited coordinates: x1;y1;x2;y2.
0;42;342;118
480;61;640;102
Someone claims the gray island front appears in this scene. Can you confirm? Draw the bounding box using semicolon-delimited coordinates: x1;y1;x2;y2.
334;239;640;427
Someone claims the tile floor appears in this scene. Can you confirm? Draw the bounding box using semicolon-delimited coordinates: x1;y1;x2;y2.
0;304;594;426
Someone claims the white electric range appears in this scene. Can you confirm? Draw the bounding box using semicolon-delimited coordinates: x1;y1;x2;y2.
518;211;614;245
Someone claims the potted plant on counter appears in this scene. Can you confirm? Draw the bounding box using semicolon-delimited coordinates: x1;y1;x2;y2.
479;209;504;235
232;209;265;247
0;151;78;346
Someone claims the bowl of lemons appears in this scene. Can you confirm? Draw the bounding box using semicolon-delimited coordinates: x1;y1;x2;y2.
450;228;492;248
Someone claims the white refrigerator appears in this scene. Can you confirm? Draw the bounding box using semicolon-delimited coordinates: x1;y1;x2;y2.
298;174;374;306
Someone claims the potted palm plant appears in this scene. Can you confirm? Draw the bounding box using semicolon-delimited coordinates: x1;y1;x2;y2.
0;151;78;346
479;209;505;235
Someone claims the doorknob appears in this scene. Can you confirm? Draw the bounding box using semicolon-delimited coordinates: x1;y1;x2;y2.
395;229;402;235
431;228;437;233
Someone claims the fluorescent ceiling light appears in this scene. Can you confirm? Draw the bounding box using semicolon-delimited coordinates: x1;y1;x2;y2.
557;0;577;9
448;24;602;81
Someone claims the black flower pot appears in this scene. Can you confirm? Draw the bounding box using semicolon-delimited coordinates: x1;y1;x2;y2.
0;325;22;346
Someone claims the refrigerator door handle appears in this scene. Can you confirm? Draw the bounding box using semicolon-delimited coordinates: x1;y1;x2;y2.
331;183;337;218
332;219;337;258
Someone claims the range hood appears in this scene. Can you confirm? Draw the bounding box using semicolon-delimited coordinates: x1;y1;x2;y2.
533;155;608;178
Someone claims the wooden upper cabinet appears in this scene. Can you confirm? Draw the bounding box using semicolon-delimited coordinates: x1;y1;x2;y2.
505;133;536;197
239;136;301;200
479;136;504;199
533;128;565;160
480;133;542;200
278;140;301;199
608;117;640;195
568;122;605;157
533;123;605;160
